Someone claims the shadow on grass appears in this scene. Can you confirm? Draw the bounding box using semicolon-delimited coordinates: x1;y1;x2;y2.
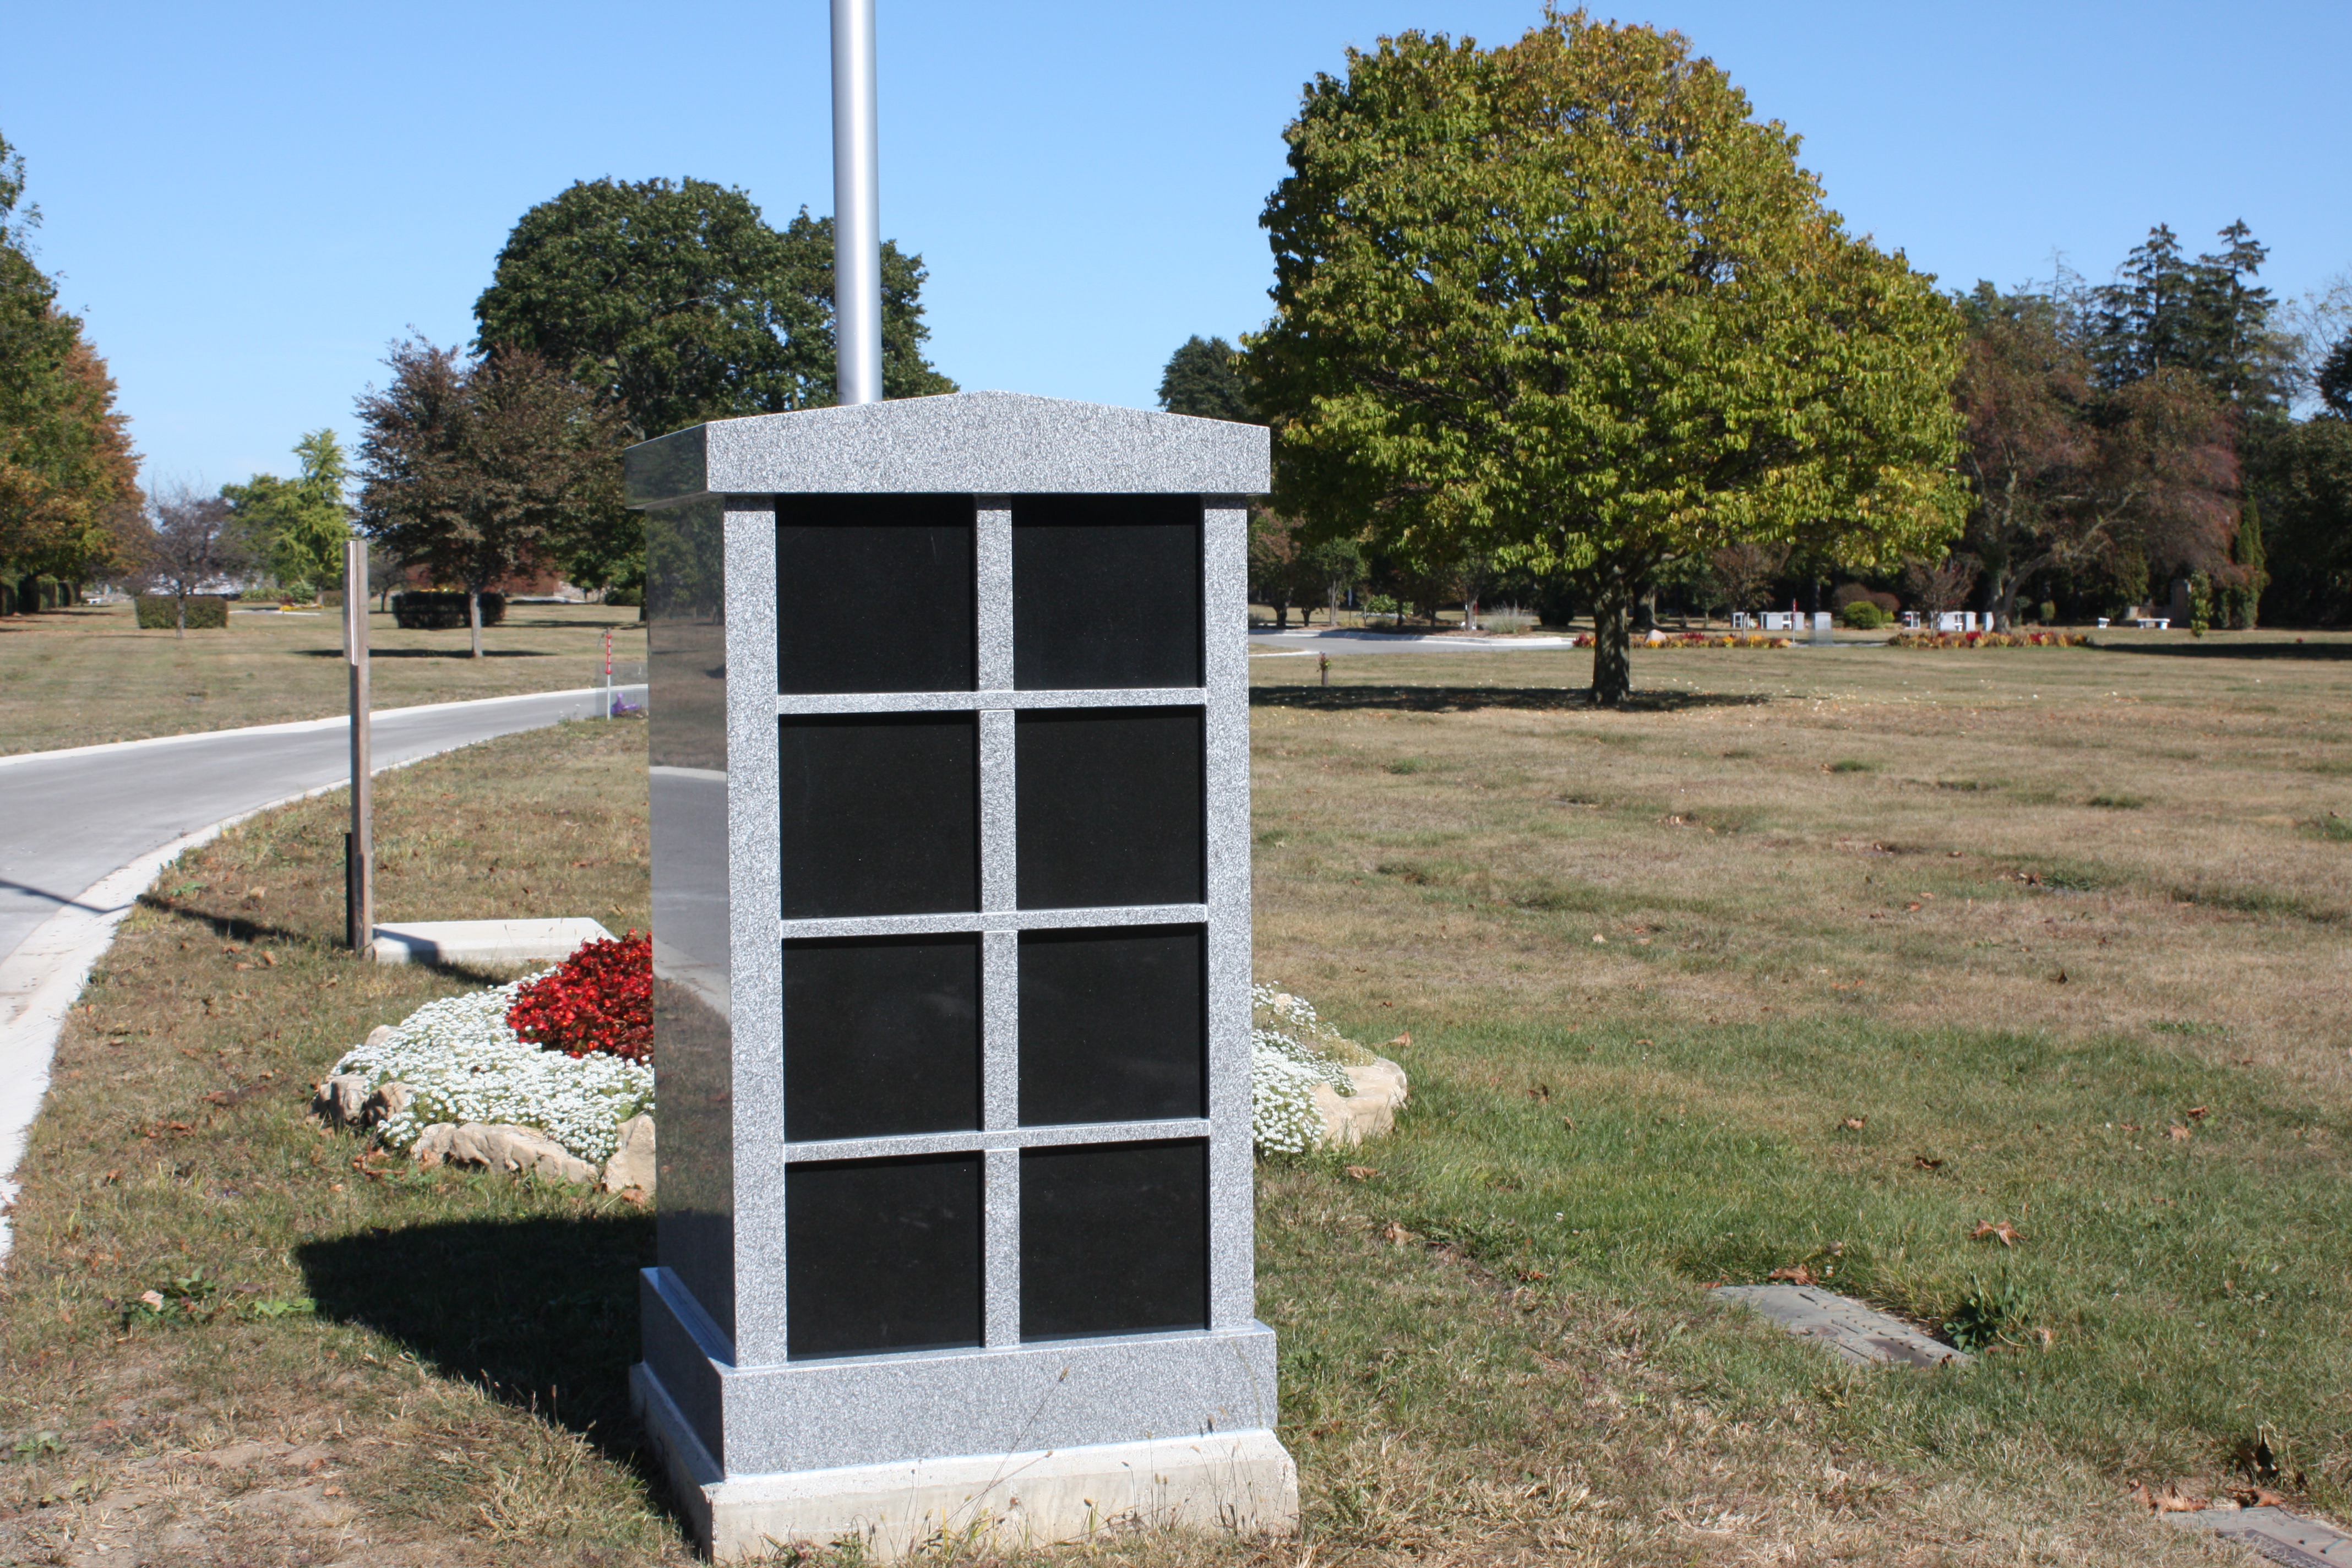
132;893;533;988
297;1213;657;1464
2090;637;2352;661
1251;683;1772;714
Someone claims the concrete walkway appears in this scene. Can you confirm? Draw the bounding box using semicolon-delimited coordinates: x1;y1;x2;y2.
0;684;644;1255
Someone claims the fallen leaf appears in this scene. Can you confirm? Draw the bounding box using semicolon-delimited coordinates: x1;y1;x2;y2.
2186;1105;2209;1120
1913;1155;1945;1170
1972;1219;2023;1247
1380;1221;1412;1246
2053;970;2069;984
2132;1481;2209;1514
1906;902;1923;912
233;962;253;972
1386;1031;1411;1048
1591;933;1607;944
1634;1037;1653;1047
618;1187;649;1208
1342;1166;1379;1182
1528;1084;1551;1103
259;951;277;967
2035;1326;2056;1348
2168;1125;2192;1142
1767;1264;1816;1285
2228;1485;2288;1508
2121;1121;2142;1133
1561;1116;1577;1133
1842;1116;1867;1131
138;1290;165;1310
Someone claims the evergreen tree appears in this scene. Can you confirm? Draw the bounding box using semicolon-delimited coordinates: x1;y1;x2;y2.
220;429;353;596
1158;336;1254;422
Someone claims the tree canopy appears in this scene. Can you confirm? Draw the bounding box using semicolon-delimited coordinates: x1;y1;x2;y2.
1245;8;1965;701
354;339;619;656
0;128;140;596
471;177;954;440
221;428;353;595
1158;336;1254;422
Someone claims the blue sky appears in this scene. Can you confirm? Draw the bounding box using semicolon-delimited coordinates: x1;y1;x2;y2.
8;0;2348;492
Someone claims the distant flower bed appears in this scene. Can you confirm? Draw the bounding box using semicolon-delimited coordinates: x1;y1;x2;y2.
1888;630;2088;649
1561;631;1795;649
1252;984;1376;1155
333;971;655;1164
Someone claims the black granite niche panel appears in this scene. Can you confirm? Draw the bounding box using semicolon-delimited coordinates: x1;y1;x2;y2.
787;1153;983;1358
785;936;981;1142
1017;927;1204;1125
1012;496;1202;689
1019;1140;1208;1340
778;496;975;694
780;714;978;918
1014;708;1204;909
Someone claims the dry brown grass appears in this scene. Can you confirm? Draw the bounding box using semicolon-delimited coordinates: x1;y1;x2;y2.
6;636;2348;1565
0;601;645;755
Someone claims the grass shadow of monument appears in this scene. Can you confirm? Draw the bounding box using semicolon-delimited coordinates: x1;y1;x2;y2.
293;646;558;660
295;1213;659;1469
1251;683;1771;715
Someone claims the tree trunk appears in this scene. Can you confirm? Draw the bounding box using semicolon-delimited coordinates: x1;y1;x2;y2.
1328;581;1342;626
1590;571;1633;706
1463;597;1477;632
1274;600;1289;631
468;587;483;658
175;592;186;639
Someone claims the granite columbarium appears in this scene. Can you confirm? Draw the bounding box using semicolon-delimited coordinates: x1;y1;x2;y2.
624;389;1295;1559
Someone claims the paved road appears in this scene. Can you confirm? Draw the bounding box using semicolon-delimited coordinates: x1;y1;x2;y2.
0;685;645;973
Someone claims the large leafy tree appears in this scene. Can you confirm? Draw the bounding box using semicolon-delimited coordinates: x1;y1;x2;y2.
1158;336;1254;422
470;179;954;598
0;129;141;602
1246;9;1965;702
220;428;353;596
354;339;619;657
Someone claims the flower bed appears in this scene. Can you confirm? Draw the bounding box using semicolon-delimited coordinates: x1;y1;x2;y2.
508;932;652;1062
1558;631;1794;648
1888;630;2087;649
1253;984;1378;1154
332;972;655;1164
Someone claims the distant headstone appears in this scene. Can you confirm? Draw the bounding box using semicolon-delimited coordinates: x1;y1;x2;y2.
625;390;1295;1560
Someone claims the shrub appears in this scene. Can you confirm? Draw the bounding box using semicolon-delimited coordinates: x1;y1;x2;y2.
603;586;643;607
1478;607;1537;634
134;594;228;630
391;590;507;630
2038;600;2057;624
1839;601;1886;629
507;932;653;1063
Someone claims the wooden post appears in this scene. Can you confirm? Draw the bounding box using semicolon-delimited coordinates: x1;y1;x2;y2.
345;541;374;955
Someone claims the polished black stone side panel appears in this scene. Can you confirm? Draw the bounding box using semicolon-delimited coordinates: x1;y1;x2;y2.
784;937;982;1142
786;1155;984;1359
1019;1141;1208;1340
1014;708;1204;909
780;714;979;917
778;496;975;694
1012;496;1201;689
1017;927;1204;1125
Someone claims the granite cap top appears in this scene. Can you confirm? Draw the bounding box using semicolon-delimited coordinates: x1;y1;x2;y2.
625;389;1270;505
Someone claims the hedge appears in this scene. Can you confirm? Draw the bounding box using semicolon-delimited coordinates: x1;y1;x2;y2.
391;591;506;630
135;595;228;630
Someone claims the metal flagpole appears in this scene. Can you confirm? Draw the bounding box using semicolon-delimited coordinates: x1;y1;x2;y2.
831;0;883;406
344;540;374;955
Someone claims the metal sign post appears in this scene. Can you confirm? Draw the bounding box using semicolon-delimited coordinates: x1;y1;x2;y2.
344;540;374;954
831;0;882;406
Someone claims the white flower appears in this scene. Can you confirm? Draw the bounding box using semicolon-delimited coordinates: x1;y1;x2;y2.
333;971;655;1164
1250;981;1378;1156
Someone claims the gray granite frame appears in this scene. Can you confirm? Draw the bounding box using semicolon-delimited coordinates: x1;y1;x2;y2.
633;394;1271;1482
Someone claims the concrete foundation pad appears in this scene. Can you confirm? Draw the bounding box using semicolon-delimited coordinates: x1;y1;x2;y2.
1713;1283;1971;1369
632;1364;1298;1562
369;918;613;967
2168;1504;2352;1565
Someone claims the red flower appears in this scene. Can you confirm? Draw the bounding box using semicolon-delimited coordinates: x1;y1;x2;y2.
508;932;654;1063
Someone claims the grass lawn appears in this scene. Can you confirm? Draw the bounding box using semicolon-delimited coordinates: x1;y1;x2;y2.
3;634;2349;1563
0;601;646;755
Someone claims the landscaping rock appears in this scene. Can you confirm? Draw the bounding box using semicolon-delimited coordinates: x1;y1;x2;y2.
1313;1057;1409;1146
311;1074;372;1129
362;1081;410;1124
413;1121;598;1184
602;1113;656;1195
363;1024;395;1049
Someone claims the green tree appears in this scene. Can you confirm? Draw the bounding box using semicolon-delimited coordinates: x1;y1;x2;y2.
470;178;954;598
2093;222;2293;411
0;128;141;602
1158;336;1253;422
220;429;352;596
1245;9;1966;703
354;339;619;657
